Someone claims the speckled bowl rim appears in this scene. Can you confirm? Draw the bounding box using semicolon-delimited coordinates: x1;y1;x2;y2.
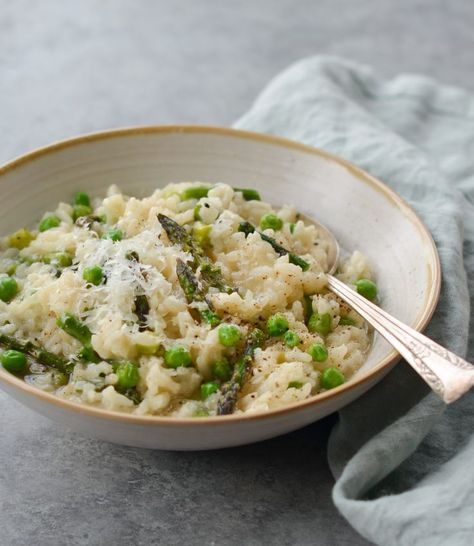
0;125;441;426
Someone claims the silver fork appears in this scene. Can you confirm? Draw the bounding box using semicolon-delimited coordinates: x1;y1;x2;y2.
311;216;474;403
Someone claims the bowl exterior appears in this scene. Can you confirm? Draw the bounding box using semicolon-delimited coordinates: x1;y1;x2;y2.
0;363;395;449
0;126;440;449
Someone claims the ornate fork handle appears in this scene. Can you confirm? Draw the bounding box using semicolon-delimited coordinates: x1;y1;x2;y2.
328;276;474;403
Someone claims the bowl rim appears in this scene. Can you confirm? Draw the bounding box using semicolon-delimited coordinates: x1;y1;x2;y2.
0;125;441;426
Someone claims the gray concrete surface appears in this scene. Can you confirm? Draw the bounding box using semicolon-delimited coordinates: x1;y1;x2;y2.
1;1;473;545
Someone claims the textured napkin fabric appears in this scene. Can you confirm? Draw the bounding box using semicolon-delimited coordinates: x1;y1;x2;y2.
235;56;474;546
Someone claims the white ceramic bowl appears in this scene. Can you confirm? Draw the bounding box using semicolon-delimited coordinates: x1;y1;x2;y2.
0;126;440;450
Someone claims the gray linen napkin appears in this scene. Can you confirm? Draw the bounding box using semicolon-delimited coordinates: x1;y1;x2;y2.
235;56;474;546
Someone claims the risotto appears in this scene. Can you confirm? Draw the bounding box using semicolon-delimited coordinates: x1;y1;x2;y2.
0;183;376;417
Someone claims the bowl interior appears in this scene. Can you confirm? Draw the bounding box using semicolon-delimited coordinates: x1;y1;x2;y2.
0;127;439;393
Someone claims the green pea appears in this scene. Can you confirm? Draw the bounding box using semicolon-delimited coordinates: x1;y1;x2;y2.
72;205;92;221
260;213;283;231
181;186;210;200
307;342;328;362
201;381;219;399
82;265;104;286
74;192;91;207
283;330;301;348
339;316;356;326
211;359;232;381
39;215;61;232
288;381;303;389
234;188;261;201
355;279;378;301
320;367;345;390
115;361;140;389
0;276;18;302
266;314;289;337
164;345;193;368
8;228;35;249
105;228;123;242
218;324;241;347
1;349;27;374
50;252;73;267
308;313;332;335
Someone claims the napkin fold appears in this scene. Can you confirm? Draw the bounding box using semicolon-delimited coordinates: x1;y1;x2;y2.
235;56;474;546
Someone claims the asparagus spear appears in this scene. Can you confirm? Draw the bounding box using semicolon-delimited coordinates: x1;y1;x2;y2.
1;317;143;403
157;213;235;294
176;258;220;326
233;188;261;201
217;328;265;415
0;333;74;375
56;313;101;363
125;251;139;262
75;215;105;230
134;295;150;332
238;221;310;271
56;314;144;404
180;185;260;202
158;213;202;258
199;262;234;294
125;251;152;332
180;186;211;201
121;387;142;405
